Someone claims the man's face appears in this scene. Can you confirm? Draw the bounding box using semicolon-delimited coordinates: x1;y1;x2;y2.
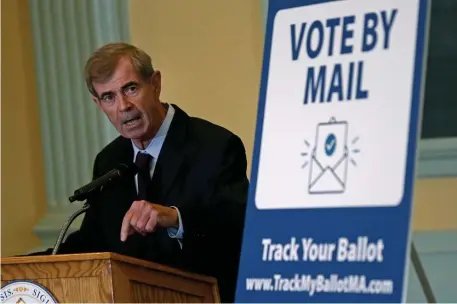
92;57;162;144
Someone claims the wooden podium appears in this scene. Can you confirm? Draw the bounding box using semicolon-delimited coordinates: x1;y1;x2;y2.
0;252;220;303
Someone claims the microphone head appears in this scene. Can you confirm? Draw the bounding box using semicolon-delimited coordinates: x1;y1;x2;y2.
116;162;139;176
69;162;139;203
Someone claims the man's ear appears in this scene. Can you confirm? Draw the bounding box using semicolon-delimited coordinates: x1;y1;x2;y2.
151;70;162;97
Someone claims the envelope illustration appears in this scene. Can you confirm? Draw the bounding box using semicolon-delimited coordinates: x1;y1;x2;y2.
308;117;349;194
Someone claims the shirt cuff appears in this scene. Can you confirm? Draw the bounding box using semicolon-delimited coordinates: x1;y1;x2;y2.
167;206;184;240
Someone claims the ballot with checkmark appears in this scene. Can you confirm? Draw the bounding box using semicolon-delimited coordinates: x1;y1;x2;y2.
309;117;349;194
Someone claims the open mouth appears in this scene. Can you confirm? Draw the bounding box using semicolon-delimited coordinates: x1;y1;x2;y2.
123;116;141;126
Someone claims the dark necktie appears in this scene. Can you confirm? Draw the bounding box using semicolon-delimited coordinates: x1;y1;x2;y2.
134;153;176;264
135;152;152;200
133;152;162;261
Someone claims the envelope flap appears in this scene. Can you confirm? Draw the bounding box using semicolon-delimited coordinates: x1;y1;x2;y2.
309;167;345;193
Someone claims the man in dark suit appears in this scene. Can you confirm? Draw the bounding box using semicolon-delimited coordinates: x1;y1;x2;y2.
41;42;249;303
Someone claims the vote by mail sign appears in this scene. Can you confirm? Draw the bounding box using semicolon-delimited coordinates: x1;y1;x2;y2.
236;0;429;302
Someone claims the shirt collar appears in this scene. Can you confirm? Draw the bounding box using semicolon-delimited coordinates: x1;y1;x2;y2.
132;104;175;160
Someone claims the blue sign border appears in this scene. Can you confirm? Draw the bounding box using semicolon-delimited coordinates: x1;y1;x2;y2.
235;0;430;302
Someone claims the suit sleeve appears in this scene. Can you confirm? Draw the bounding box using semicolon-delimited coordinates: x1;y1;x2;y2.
178;134;249;301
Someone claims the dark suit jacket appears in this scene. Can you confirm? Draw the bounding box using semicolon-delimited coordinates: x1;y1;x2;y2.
35;104;249;303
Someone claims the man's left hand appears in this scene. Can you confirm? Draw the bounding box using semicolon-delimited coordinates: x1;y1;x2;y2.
120;200;178;242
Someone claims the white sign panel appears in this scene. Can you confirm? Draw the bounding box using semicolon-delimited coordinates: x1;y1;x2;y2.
255;0;419;209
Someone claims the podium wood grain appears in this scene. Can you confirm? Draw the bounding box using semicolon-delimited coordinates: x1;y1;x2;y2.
1;252;220;303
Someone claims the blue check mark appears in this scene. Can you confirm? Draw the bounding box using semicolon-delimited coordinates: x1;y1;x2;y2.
325;133;336;156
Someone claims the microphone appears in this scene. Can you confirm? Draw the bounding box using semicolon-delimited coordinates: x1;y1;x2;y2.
52;162;138;255
69;162;139;202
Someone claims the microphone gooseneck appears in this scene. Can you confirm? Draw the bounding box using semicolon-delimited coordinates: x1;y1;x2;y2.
52;203;91;255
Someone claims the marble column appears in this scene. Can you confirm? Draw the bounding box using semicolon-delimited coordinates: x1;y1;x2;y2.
27;0;130;251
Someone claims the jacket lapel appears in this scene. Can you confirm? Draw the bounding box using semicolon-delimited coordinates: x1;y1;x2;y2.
151;104;187;202
112;137;138;206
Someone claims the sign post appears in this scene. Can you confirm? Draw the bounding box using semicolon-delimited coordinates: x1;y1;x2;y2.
236;0;430;302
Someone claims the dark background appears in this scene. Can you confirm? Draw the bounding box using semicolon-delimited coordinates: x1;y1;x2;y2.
421;0;457;139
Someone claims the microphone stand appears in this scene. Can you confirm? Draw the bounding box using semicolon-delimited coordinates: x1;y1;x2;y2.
410;241;437;303
51;202;91;255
